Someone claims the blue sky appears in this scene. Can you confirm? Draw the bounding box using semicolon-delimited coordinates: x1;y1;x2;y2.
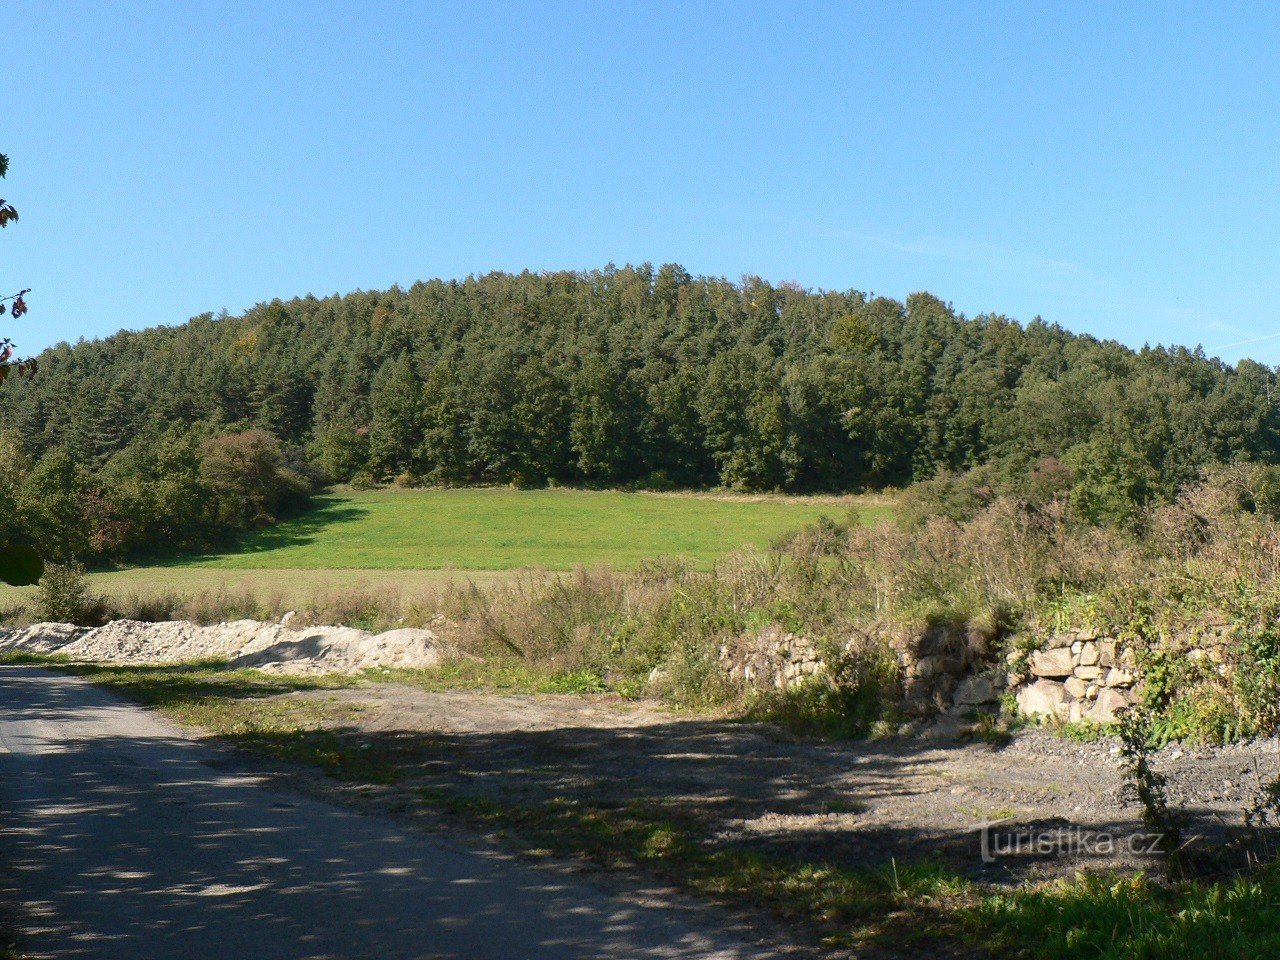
6;1;1280;362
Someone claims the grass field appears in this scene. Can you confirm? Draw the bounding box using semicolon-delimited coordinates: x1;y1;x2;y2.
0;487;892;611
163;487;891;572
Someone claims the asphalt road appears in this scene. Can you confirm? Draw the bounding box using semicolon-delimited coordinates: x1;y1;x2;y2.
0;666;783;960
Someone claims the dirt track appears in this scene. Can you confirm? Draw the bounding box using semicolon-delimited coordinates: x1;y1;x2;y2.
0;667;790;960
279;684;1280;881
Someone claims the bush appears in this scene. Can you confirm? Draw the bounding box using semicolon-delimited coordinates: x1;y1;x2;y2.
36;562;107;626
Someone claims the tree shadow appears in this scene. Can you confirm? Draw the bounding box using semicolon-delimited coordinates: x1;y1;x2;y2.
155;495;370;566
0;667;790;960
8;664;1279;958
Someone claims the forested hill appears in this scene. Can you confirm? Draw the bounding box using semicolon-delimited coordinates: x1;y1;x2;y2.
5;264;1278;502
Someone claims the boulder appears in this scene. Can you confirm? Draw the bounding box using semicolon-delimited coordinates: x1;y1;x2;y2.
1017;679;1068;718
1103;666;1135;688
914;655;953;678
1064;675;1089;699
1087;688;1131;723
1078;641;1100;666
1030;647;1074;678
953;671;1002;705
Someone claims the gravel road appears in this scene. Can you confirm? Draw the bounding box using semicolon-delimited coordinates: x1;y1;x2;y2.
0;666;784;960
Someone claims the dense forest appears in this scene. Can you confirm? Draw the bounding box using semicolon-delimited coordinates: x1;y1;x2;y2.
1;264;1277;560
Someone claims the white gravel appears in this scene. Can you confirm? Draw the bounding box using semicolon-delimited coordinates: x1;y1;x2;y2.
0;618;444;675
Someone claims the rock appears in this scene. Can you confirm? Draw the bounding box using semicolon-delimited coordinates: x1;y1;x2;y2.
1047;633;1074;650
953;671;1002;705
1103;667;1134;687
1078;641;1100;666
1074;664;1101;680
1078;626;1100;641
934;672;959;700
1098;640;1117;667
921;717;969;741
1017;679;1068;718
914;655;948;678
1087;688;1131;723
1064;675;1089;699
1030;647;1074;678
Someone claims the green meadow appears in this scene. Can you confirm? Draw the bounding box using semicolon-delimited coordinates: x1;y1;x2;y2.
0;487;891;610
172;487;890;571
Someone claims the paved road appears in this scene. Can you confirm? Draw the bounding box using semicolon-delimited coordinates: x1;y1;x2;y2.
0;667;782;960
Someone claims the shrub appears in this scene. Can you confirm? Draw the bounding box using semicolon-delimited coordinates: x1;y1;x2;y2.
36;562;107;626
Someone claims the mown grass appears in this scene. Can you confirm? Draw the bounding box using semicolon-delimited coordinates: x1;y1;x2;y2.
0;489;890;621
31;658;1280;960
167;487;891;571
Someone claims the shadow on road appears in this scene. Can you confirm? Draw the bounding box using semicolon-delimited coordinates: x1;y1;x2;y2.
0;667;786;960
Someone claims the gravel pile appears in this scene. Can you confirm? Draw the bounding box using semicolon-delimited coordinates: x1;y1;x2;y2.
0;618;444;676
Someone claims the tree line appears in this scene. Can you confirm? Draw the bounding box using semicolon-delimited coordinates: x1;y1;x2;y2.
0;263;1276;560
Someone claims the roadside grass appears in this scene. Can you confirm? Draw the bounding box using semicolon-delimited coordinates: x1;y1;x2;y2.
0;567;515;623
27;657;1280;960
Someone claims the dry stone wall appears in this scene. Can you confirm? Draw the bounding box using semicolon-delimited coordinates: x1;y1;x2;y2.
718;623;1144;731
1011;630;1137;724
718;622;1001;719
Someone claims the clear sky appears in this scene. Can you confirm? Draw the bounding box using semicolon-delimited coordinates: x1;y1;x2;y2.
6;2;1280;362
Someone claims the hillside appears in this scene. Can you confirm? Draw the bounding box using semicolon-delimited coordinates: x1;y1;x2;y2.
0;265;1275;563
6;265;1275;497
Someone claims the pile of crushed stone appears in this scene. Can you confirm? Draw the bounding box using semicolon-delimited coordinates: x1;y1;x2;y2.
0;617;445;675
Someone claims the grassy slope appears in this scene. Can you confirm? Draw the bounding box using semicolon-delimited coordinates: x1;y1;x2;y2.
165;488;890;572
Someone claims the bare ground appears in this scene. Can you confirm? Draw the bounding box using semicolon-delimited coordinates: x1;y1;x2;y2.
257;684;1280;883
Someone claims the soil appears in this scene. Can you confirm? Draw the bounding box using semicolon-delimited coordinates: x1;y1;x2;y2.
263;684;1280;883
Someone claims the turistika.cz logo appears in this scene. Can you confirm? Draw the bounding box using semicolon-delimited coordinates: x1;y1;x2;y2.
978;822;1169;863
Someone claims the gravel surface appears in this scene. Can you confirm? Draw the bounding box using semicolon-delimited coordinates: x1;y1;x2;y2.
0;667;793;960
277;685;1280;882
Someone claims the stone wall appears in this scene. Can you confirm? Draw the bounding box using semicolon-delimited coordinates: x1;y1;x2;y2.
718;622;1144;731
717;627;826;690
718;621;998;718
1011;631;1136;724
